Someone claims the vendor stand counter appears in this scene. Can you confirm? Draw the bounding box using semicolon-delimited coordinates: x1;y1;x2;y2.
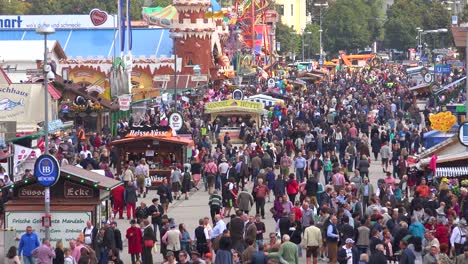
2;165;122;242
111;135;194;189
204;100;266;143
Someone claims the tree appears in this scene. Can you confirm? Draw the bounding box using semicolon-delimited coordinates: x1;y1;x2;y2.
302;23;320;59
275;22;300;61
462;4;468;23
151;0;172;7
322;0;373;55
0;0;31;15
384;0;450;51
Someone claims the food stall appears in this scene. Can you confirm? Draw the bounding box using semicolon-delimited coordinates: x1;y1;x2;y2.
3;165;122;243
110;125;194;188
205;99;265;142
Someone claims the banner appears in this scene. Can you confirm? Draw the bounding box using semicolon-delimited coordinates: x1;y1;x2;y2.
0;83;51;124
205;100;263;110
13;144;33;168
118;94;131;111
0;14;116;30
5;211;91;243
125;125;173;138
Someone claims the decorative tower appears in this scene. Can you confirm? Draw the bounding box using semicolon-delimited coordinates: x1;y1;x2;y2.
170;0;216;76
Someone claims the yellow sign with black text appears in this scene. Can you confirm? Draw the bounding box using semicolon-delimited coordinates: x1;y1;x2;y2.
205;100;263;110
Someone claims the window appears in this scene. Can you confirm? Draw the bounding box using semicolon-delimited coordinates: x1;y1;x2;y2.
277;5;284;16
291;4;293;16
185;52;194;66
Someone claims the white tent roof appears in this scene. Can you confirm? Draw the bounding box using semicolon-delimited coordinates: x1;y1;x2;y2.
0;40;66;61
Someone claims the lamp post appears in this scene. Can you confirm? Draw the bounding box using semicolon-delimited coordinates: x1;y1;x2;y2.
421;28;448;62
35;26;55;241
234;28;243;85
416;27;423;57
314;2;328;62
171;32;183;111
302;31;312;61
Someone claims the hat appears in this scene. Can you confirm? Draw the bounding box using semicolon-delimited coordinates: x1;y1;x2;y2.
166;251;174;257
345;238;355;244
110;221;117;226
191;251;201;256
205;252;212;259
221;158;227;162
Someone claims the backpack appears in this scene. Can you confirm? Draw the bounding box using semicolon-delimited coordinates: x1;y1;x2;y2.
183;172;191;181
136;207;146;219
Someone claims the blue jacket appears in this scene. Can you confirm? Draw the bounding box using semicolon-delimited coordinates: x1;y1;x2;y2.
18;232;40;257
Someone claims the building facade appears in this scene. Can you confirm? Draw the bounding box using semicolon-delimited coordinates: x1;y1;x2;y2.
275;0;310;33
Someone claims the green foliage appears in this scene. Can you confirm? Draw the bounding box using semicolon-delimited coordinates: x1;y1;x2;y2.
275;22;300;60
322;0;372;54
462;4;468;23
151;0;172;7
384;0;450;50
302;23;320;59
0;0;31;15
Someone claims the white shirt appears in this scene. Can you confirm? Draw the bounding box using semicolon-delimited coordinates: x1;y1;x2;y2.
218;162;229;174
204;225;212;240
84;226;94;245
344;246;353;264
450;226;467;246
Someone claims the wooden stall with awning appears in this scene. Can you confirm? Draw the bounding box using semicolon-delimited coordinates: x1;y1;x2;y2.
205;100;265;143
110;125;194;187
2;165;122;242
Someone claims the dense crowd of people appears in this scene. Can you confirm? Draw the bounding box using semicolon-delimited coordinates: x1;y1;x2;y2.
5;61;468;264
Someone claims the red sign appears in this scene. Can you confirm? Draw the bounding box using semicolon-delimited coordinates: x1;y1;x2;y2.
89;9;108;27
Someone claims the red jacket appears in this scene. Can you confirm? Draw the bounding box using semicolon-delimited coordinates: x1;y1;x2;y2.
435;224;449;245
286;179;299;195
126;226;143;254
292;206;302;222
111;185;125;203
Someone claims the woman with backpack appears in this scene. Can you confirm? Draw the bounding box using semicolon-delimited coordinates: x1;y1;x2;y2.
181;168;192;200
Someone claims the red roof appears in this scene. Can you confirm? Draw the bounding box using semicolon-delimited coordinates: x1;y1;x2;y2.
111;136;194;146
0;68;12;85
48;83;62;100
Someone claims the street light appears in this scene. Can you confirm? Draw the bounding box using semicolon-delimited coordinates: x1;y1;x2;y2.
171;32;183;110
302;31;312;61
416;27;423;57
35;26;55;241
314;2;328;63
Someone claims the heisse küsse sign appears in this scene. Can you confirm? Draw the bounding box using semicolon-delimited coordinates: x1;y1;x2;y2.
0;13;116;30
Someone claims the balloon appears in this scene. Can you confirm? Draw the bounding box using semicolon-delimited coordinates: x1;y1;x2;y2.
430;111;457;132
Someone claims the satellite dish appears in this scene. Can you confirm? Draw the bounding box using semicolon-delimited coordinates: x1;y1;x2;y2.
267;78;275;88
75;96;86;105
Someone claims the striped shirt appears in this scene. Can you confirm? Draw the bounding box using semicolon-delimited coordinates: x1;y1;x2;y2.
208;194;222;207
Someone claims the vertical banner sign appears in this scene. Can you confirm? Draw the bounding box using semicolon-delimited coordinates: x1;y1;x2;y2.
119;0;126;53
127;0;132;51
118;94;131;111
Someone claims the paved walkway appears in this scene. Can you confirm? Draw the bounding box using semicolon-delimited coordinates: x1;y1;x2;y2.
0;154;385;263
116;155;385;263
